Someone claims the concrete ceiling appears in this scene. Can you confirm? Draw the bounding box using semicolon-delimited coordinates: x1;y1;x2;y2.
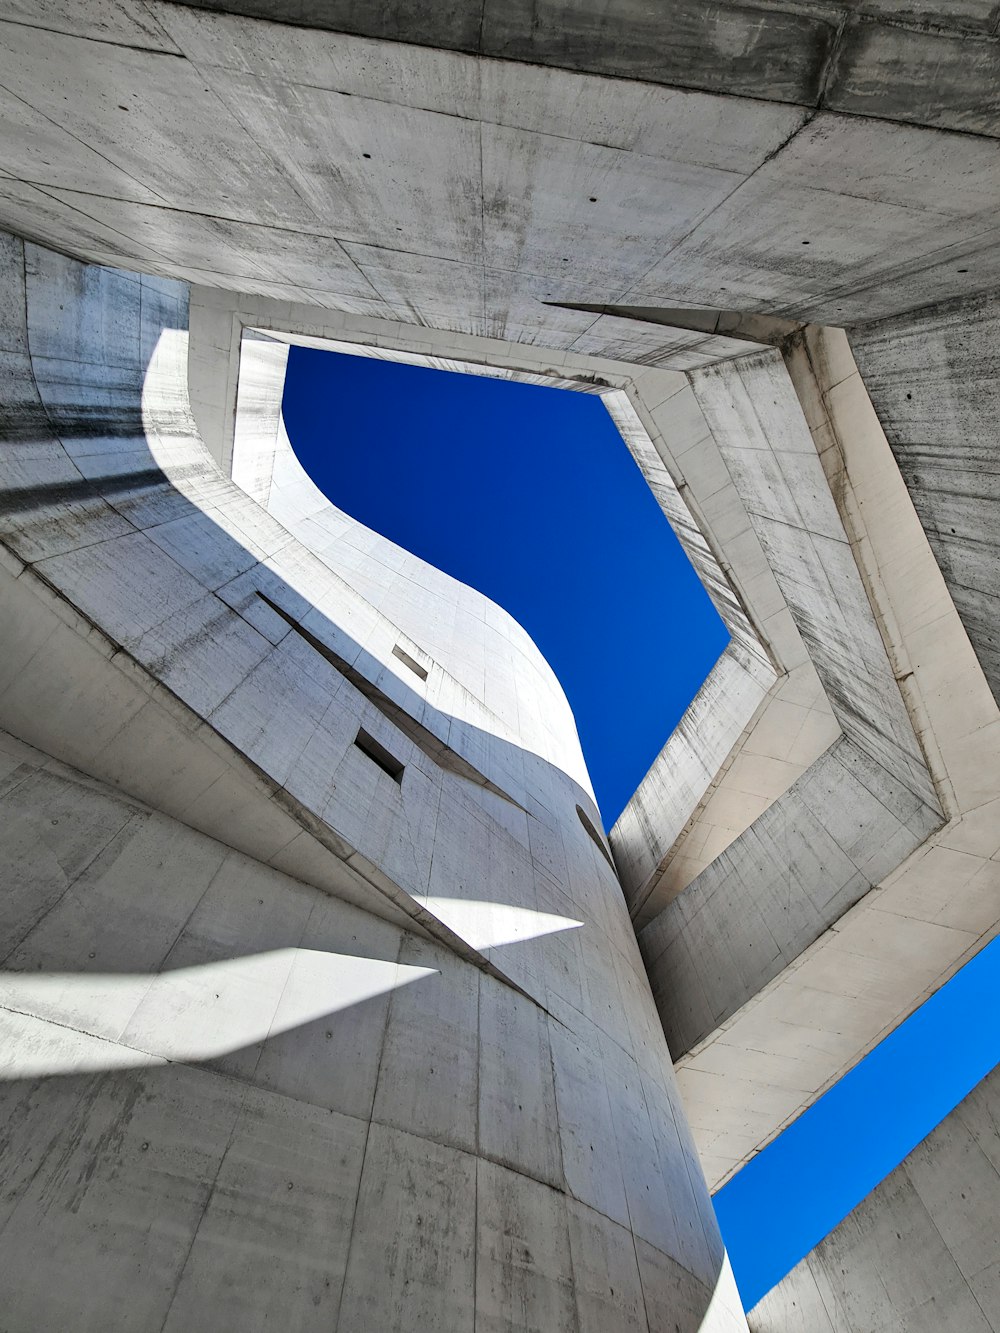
158;0;1000;137
2;0;999;1212
1;1;999;360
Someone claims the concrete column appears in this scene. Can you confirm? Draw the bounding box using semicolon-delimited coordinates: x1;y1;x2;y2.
0;231;747;1331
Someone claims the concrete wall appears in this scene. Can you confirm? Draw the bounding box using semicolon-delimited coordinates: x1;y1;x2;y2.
850;294;1000;717
0;231;748;1329
612;372;840;915
229;332;591;786
0;725;744;1332
133;244;994;1197
751;1060;1000;1332
5;4;1000;342
189;283;837;921
671;330;1000;1189
4;1;1000;1301
639;349;942;1058
223;325;816;913
212;298;851;1055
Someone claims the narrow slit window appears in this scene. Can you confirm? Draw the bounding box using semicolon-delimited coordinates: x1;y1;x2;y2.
354;727;405;783
576;804;616;872
392;643;429;680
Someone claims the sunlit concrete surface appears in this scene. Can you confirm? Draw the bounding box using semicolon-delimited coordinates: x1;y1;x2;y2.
194;273;995;1198
672;329;1000;1188
1;2;999;1327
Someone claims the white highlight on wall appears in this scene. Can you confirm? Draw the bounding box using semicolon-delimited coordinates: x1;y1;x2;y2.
0;949;436;1079
423;897;584;950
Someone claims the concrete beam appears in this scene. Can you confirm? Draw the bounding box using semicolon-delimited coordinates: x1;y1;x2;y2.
850;292;1000;718
672;330;1000;1188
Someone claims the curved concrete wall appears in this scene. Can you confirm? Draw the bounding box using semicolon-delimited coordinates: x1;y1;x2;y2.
0;232;747;1330
229;332;592;796
3;5;1000;1315
186;281;837;933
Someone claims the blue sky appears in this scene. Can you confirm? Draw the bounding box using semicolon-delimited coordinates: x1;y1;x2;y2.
281;345;729;825
714;934;1000;1310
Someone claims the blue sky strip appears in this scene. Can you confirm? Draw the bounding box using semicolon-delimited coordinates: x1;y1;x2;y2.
715;934;1000;1311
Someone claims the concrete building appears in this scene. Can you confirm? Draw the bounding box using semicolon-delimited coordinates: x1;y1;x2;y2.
0;3;998;1329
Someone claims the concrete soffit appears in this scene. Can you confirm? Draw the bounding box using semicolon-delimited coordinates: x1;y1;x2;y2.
2;8;1000;1320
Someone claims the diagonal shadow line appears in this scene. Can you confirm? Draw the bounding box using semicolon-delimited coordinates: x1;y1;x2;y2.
0;465;200;514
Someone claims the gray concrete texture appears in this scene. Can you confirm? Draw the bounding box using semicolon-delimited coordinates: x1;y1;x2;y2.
639;348;941;1055
207;289;874;1066
156;0;1000;137
2;2;1000;1327
751;1058;1000;1332
671;325;1000;1192
1;2;1000;335
0;0;996;715
850;296;1000;719
0;728;744;1332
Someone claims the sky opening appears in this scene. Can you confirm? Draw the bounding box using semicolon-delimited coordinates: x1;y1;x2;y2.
715;933;1000;1312
281;345;729;825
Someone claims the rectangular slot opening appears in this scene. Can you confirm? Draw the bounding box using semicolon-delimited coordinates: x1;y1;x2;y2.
576;803;617;872
392;643;429;681
354;727;405;783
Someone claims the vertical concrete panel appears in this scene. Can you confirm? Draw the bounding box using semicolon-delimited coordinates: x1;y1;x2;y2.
567;1200;647;1333
478;977;563;1188
475;1159;577;1333
371;936;480;1154
160;1091;369;1333
850;293;1000;714
0;1064;242;1332
549;1020;631;1230
337;1122;477;1332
